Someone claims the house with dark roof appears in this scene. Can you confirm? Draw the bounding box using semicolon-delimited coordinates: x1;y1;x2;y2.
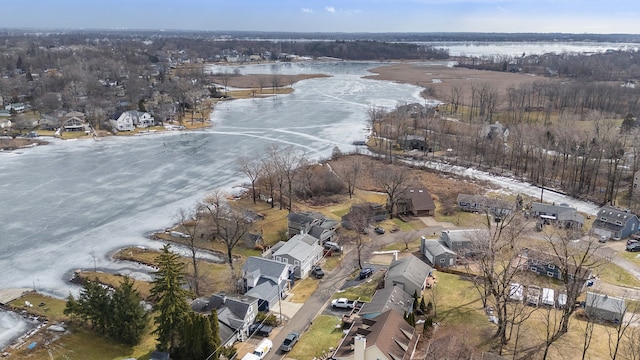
242;256;295;312
585;292;626;323
440;229;488;253
385;255;432;297
523;248;593;283
530;202;584;229
332;310;419;360
456;194;513;217
341;203;388;229
591;206;640;239
287;211;338;243
271;233;324;279
191;292;259;342
480;121;509;141
359;286;414;320
399;134;427;152
420;238;457;267
395;188;435;217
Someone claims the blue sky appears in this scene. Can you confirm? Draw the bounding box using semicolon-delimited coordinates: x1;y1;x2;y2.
5;0;639;34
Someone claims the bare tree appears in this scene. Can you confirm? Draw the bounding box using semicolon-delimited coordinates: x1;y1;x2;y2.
344;212;372;269
373;163;411;218
471;207;529;347
332;155;362;199
175;205;204;296
238;156;263;204
544;227;608;339
203;191;252;275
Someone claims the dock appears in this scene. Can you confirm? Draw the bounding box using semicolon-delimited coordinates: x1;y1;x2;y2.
0;288;33;305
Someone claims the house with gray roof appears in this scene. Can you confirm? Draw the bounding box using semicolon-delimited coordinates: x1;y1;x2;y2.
421;237;457;267
457;194;513;217
530;202;584;229
440;229;488;254
287;211;337;242
242;256;295;312
585;292;626;323
385;255;432;297
592;206;640;239
271;233;324;279
341;202;388;230
191;292;259;342
359;286;414;320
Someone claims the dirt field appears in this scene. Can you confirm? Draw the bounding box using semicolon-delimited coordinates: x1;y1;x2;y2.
210;73;329;89
364;62;554;106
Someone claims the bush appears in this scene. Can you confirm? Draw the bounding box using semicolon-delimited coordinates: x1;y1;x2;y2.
256;312;279;326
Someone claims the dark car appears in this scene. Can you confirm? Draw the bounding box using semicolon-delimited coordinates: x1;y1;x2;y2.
627;243;640;252
374;227;385;234
311;265;325;279
279;332;299;352
359;267;374;279
249;323;273;337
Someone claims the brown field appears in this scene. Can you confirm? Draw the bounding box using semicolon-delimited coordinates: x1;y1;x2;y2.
364;62;554;106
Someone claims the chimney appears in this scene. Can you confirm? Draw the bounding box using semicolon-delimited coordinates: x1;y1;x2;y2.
354;334;366;360
393;250;398;261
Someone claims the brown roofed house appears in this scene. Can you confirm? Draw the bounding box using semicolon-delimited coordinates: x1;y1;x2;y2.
395;187;435;217
332;310;419;360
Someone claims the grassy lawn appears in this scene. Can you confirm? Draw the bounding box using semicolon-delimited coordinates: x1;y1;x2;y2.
431;272;487;327
332;273;382;303
617;250;640;263
9;293;68;322
598;261;640;288
288;315;344;360
15;325;157;360
76;271;154;299
290;278;319;303
113;246;235;295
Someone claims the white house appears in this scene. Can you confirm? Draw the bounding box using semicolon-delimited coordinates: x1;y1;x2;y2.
109;110;155;131
271;234;324;279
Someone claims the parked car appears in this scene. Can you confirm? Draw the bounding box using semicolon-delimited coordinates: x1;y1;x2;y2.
599;235;608;243
627;239;639;246
249;323;273;337
626;242;640;252
279;332;299;352
311;265;325;279
323;241;343;253
374;227;385;234
332;298;362;309
359;267;374;279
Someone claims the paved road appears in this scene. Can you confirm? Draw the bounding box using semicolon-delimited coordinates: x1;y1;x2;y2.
263;228;430;360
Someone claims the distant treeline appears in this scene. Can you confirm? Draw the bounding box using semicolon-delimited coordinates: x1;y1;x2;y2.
280;40;449;60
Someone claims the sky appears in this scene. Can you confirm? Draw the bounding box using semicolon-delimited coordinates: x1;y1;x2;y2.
4;0;640;34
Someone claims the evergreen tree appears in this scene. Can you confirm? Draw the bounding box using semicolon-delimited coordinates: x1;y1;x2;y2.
151;244;192;353
79;278;111;333
175;312;218;360
412;290;419;311
209;308;221;359
109;276;149;345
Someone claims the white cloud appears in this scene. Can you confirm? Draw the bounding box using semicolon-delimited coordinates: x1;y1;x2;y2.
301;8;314;13
325;6;336;13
